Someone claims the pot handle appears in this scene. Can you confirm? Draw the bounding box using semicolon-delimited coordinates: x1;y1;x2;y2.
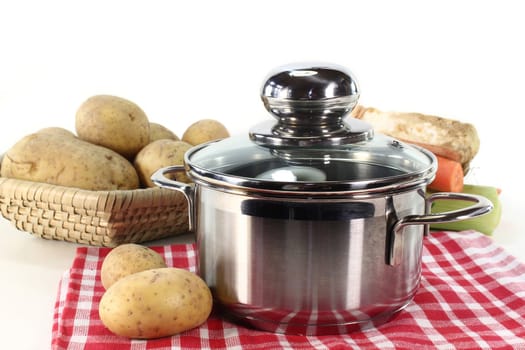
387;192;493;266
151;165;196;232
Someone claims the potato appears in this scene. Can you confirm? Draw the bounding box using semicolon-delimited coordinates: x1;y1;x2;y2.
36;127;76;138
101;243;167;290
99;267;213;339
182;119;229;145
75;95;150;159
134;139;192;187
149;122;179;142
0;132;139;190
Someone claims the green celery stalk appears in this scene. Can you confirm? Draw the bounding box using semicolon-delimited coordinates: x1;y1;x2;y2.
429;184;502;235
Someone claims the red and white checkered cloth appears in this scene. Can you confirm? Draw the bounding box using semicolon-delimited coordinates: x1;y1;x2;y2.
52;230;525;349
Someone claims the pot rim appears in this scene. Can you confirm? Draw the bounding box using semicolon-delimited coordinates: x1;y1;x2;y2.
184;142;437;198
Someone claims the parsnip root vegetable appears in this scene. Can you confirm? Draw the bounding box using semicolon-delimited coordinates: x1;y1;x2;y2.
351;106;480;172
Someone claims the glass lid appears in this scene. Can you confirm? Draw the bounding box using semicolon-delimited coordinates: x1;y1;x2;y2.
185;63;436;194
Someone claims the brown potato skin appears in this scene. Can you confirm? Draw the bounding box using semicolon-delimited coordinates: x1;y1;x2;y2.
0;132;139;190
99;267;213;339
75;95;150;159
182;119;229;145
101;243;167;290
134;139;192;187
36;127;77;138
149;122;179;142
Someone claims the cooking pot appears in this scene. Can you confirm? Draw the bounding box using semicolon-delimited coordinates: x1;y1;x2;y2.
152;63;492;335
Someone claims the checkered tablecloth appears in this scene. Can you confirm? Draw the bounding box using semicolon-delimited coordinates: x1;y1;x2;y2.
51;231;525;349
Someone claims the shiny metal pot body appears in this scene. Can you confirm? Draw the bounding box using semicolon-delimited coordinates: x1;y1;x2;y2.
153;166;491;335
195;185;425;335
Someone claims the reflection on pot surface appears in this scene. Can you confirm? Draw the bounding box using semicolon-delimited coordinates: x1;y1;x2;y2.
255;166;327;182
196;188;424;335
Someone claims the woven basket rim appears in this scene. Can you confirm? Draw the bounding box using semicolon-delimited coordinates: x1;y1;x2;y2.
0;176;169;195
0;176;189;246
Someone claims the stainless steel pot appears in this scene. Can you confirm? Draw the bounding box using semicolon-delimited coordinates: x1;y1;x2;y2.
152;63;492;335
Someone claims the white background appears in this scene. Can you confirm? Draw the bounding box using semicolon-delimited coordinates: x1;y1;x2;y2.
2;0;522;242
0;1;523;348
1;1;522;185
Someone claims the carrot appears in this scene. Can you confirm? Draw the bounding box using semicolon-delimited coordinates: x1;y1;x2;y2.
428;155;464;192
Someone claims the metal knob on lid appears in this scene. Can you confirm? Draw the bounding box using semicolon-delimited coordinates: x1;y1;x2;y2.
250;62;373;147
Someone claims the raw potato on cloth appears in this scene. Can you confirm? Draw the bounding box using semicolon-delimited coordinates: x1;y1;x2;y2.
99;267;213;339
100;243;167;290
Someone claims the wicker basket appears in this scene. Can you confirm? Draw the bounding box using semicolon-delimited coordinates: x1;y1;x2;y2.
0;177;189;246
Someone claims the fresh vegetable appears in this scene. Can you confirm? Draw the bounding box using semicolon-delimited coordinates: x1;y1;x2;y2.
75;95;150;159
134;139;193;187
1;92;232;192
429;184;502;235
149;122;179;142
99;267;213;339
351;105;480;172
100;243;167;290
0;131;139;190
182;119;230;146
428;155;464;193
36;127;77;138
